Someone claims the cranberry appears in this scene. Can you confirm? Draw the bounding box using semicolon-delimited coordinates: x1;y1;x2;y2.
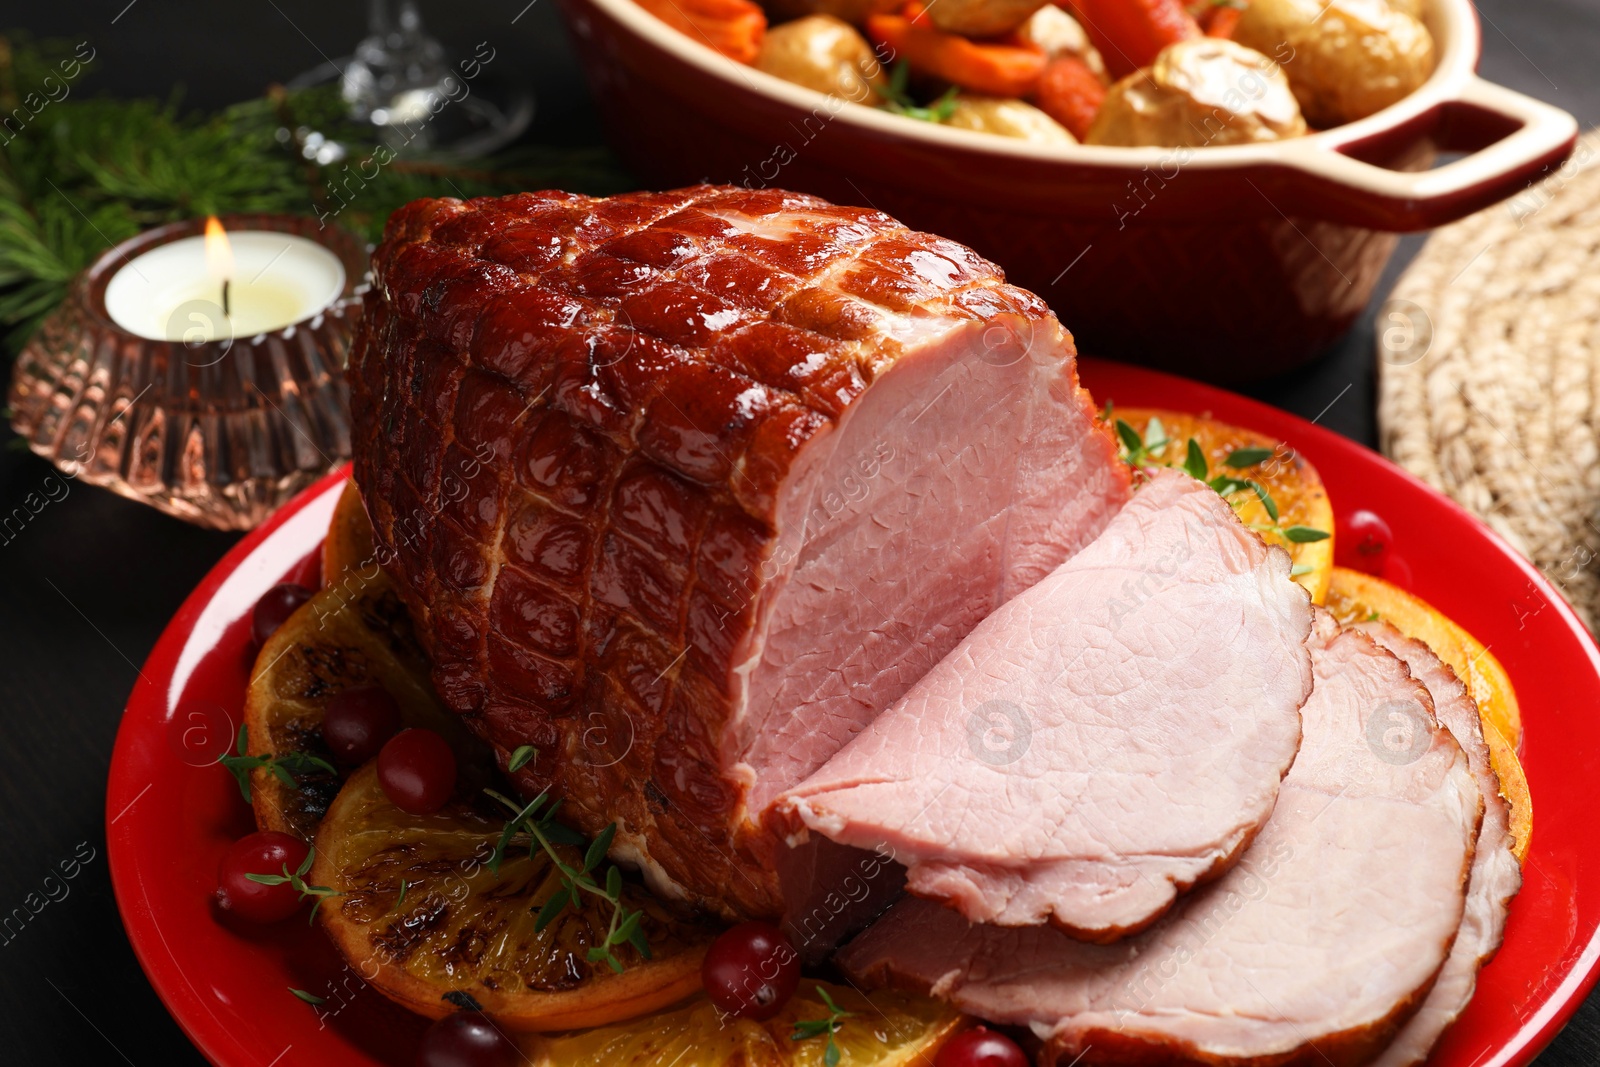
214;831;310;924
702;921;800;1021
289;548;323;591
1341;509;1393;576
377;729;457;814
323;686;403;766
935;1026;1029;1067
252;582;313;646
416;1011;518;1067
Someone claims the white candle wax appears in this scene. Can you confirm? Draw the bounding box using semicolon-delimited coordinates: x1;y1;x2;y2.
103;230;346;341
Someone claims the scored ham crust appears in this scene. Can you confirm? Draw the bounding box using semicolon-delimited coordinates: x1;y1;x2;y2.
347;186;1130;919
838;612;1483;1066
780;470;1312;941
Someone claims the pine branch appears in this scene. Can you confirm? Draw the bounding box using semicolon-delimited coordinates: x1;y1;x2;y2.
0;32;633;359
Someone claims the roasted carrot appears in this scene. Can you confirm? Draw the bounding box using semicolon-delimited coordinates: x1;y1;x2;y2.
866;12;1047;98
1065;0;1199;78
635;0;767;65
1034;54;1107;141
1202;1;1245;38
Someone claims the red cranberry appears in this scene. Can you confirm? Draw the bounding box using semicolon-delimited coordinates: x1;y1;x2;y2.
289;548;323;591
935;1026;1029;1067
214;831;309;924
377;729;457;814
323;686;402;766
252;582;313;646
702;921;800;1021
416;1011;518;1067
1341;509;1393;576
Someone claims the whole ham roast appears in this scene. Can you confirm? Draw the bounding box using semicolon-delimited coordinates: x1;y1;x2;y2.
347;185;1131;919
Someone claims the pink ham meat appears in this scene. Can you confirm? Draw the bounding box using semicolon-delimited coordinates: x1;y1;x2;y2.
347;186;1131;919
780;469;1312;940
838;612;1483;1066
1360;622;1522;1067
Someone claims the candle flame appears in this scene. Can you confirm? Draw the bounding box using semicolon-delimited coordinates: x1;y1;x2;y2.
204;216;234;283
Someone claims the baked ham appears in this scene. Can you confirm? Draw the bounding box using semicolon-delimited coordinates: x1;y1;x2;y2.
347;186;1130;919
780;469;1312;940
1360;622;1522;1067
838;612;1483;1066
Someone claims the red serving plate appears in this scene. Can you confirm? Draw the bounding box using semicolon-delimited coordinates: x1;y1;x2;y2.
109;360;1600;1067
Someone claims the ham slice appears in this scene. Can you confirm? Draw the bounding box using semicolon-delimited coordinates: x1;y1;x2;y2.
1359;622;1522;1067
838;612;1483;1066
780;469;1312;939
346;186;1130;919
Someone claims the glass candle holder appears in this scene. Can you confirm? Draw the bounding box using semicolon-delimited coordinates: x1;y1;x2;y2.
7;215;370;530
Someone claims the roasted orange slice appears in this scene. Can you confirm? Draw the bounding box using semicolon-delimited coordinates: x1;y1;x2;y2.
1112;408;1335;604
523;981;968;1065
1325;566;1531;862
323;477;379;585
309;763;715;1030
245;479;480;840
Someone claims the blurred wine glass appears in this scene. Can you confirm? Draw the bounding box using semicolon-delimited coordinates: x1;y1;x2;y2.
288;0;533;158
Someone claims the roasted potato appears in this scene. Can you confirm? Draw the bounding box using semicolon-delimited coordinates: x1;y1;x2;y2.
1086;38;1307;147
925;0;1048;39
1017;5;1108;82
1233;0;1434;127
944;95;1077;144
756;14;887;102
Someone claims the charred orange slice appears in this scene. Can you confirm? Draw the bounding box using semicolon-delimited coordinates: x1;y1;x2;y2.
1112;408;1335;605
323;477;378;585
523;981;968;1066
245;479;480;840
309;763;715;1030
1326;566;1531;862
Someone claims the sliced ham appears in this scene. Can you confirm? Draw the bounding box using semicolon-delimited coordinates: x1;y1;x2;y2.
779;468;1311;940
1359;622;1522;1067
838;612;1483;1066
346;186;1130;919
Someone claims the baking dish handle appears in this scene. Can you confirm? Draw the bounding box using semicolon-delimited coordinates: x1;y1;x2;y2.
1276;76;1578;231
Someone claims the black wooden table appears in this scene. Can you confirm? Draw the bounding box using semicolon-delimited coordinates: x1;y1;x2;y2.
2;1;1598;1062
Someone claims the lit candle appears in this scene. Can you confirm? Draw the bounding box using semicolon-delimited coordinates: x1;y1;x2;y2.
102;216;346;342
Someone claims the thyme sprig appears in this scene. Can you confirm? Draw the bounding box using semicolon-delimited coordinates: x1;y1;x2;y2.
483;788;650;974
1111;414;1330;545
874;61;960;123
219;725;337;803
792;985;855;1067
245;846;340;923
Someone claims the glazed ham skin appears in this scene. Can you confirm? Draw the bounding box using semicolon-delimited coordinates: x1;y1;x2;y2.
1360;622;1522;1067
347;186;1130;920
838;612;1483;1067
780;469;1312;940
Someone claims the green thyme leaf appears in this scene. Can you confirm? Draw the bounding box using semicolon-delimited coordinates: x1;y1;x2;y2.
1282;525;1331;543
1115;419;1144;456
1245;480;1279;523
793;984;855;1067
1143;416;1168;453
585;824;617;873
1224;447;1275;468
1183;438;1208;481
289;988;326;1005
508;745;537;773
534;886;571;932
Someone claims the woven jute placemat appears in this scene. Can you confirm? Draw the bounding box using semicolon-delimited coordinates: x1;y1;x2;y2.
1378;129;1600;631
